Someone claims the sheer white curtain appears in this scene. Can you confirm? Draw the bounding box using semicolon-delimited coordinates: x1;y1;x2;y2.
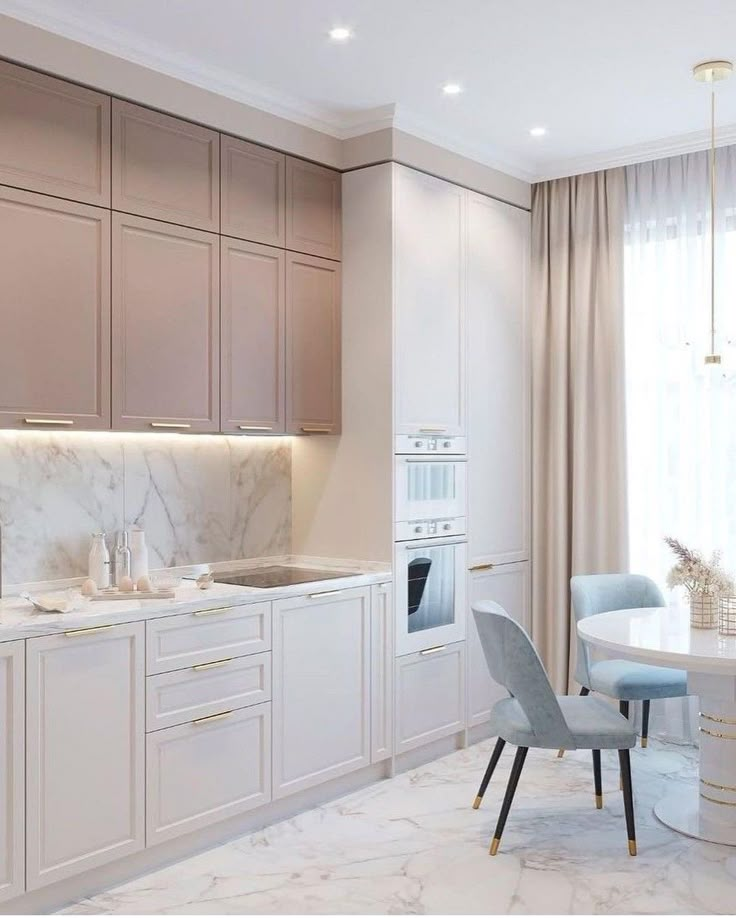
624;146;736;740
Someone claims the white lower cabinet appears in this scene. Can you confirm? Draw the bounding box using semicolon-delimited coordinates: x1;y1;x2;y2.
146;702;272;846
370;583;393;763
467;561;530;727
26;622;145;890
272;587;371;798
395;642;466;754
0;641;24;904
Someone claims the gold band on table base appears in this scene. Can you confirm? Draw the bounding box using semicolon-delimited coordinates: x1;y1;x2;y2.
700;791;736;807
628;840;637;856
701;777;736;793
489;838;500;856
699;726;736;740
472;796;482;810
595;794;603;810
700;711;736;725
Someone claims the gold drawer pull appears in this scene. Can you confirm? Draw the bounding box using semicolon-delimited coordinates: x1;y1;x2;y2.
308;589;344;599
64;625;114;637
469;563;495;572
418;427;447;433
192;710;233;726
192;606;231;617
24;418;74;426
239;425;273;431
192;658;232;672
420;645;447;656
150;422;192;429
300;427;332;434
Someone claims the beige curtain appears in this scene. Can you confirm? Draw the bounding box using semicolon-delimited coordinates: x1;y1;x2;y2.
531;169;629;691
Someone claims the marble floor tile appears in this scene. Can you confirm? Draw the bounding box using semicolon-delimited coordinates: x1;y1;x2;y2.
61;739;736;915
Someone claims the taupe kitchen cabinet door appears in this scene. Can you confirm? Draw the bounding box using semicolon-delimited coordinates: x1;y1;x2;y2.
26;622;145;890
112;213;220;432
221;238;285;433
285;157;341;260
112;100;219;231
285;252;341;434
0;60;110;206
0;641;24;905
0;187;111;430
221;135;285;246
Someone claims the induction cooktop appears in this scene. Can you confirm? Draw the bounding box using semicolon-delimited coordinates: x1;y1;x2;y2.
213;566;356;589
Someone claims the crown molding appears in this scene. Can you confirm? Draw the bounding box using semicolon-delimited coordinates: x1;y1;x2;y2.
537;123;736;182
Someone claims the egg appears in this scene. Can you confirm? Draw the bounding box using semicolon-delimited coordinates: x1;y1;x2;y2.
81;578;98;596
118;575;134;592
137;575;153;593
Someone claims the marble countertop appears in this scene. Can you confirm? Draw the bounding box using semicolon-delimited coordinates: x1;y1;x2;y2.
0;557;392;642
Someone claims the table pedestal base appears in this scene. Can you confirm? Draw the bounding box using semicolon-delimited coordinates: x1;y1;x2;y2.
655;790;736;845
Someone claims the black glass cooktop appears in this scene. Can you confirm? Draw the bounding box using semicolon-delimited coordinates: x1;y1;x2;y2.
214;566;356;589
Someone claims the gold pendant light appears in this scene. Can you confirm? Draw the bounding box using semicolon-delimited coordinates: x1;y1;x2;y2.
693;60;733;365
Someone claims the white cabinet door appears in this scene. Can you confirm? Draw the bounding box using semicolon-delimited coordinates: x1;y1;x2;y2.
467;562;530;728
467;192;530;566
26;623;145;890
147;701;271;846
394;165;466;437
370;583;393;763
272;587;371;798
0;641;24;904
395;642;466;754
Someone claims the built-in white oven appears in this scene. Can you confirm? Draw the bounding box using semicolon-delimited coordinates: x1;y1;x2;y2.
394;455;466;538
395;536;466;655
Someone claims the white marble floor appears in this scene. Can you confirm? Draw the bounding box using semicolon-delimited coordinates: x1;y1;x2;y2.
62;739;736;915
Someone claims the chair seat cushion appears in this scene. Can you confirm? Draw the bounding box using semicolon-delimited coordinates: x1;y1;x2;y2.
588;659;687;700
489;695;636;750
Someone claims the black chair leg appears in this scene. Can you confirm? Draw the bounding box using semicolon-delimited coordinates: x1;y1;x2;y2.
618;700;630;789
490;746;528;855
618;748;637;855
592;749;602;809
558;687;590;758
473;737;506;809
641;700;650;748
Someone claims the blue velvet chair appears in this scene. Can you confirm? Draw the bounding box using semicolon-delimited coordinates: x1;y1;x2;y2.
472;600;638;856
567;574;687;752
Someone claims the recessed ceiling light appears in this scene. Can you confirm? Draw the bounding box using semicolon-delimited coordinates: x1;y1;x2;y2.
328;26;352;41
442;83;463;96
529;126;547;137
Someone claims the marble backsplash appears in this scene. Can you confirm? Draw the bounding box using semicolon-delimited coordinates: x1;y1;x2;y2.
0;432;291;586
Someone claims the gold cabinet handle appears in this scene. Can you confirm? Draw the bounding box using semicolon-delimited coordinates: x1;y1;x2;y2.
192;710;233;726
192;606;231;617
300;427;332;434
64;624;114;637
239;425;273;431
24;418;74;426
420;645;447;656
150;422;192;429
469;563;495;572
418;427;447;433
307;589;344;599
192;658;232;672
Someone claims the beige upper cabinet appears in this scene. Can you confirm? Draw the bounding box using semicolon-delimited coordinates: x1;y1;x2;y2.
285;252;341;434
0;187;111;431
112;100;219;231
0;60;110;206
221;238;285;434
221;135;285;246
286;157;341;260
112;212;220;433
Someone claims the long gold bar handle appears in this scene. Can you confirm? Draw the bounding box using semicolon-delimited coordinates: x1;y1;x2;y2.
238;425;273;431
308;589;344;599
469;563;495;572
418;427;447;433
64;625;114;637
420;645;447;656
300;427;332;434
192;658;232;672
192;606;231;617
192;710;233;726
24;418;74;426
150;422;192;429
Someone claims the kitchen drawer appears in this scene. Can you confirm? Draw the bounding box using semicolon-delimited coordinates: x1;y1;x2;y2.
146;603;271;675
146;651;271;732
146;701;271;846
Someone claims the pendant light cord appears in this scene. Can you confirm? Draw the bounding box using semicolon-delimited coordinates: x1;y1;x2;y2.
710;85;716;357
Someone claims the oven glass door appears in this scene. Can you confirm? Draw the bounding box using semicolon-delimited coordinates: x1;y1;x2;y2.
395;458;466;522
395;537;466;655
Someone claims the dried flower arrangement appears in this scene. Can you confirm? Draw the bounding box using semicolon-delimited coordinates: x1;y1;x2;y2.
664;537;734;596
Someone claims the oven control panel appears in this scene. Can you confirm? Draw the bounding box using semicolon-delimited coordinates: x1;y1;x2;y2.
395;434;467;456
395;516;467;542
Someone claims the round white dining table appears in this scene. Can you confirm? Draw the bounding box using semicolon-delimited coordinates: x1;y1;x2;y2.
578;604;736;846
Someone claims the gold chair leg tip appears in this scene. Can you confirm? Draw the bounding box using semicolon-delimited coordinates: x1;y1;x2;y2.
472;796;482;810
595;794;603;809
628;840;637;856
489;838;500;856
641;737;648;748
557;749;565;758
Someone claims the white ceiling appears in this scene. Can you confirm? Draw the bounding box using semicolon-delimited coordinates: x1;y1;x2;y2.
2;0;736;181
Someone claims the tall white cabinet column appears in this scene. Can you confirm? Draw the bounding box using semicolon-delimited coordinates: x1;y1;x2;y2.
0;641;24;904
